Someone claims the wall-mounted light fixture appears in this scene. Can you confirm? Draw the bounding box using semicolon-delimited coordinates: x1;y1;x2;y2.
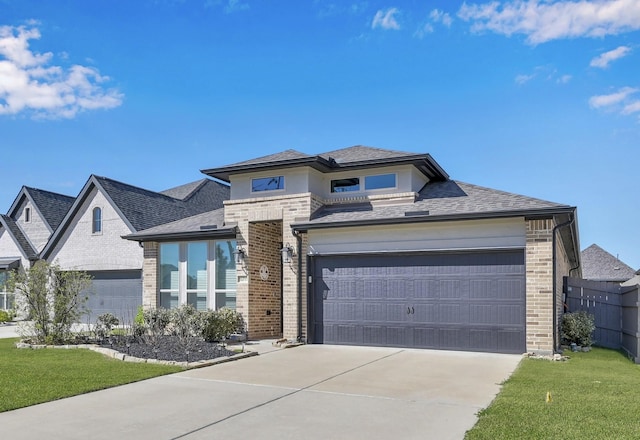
233;246;246;264
280;243;295;264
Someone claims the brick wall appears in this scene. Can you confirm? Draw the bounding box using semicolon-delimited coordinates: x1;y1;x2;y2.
224;192;316;340
526;219;554;353
526;218;575;354
142;242;158;309
247;221;282;338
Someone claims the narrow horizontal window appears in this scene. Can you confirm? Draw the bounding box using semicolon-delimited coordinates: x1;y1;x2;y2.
365;173;396;190
331;177;360;193
252;176;284;192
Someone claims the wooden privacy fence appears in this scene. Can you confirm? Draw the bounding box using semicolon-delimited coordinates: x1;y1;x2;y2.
564;277;640;363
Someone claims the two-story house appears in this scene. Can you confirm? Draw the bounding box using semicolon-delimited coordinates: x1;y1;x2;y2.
127;145;580;355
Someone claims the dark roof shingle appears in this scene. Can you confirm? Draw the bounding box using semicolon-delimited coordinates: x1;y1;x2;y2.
24;187;75;231
0;214;37;259
304;180;570;226
581;244;636;282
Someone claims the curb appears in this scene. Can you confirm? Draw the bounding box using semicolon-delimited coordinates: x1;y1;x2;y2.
15;341;259;369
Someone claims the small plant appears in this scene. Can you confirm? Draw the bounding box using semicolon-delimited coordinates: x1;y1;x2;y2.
0;310;10;323
95;313;120;340
561;311;595;347
201;308;244;343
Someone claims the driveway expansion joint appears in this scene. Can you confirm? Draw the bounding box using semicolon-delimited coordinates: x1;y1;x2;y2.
170;349;406;439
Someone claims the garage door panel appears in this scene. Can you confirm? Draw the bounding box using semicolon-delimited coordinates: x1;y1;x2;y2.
312;251;525;353
85;270;142;323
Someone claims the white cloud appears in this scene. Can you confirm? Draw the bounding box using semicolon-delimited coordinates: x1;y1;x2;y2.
590;45;631;68
515;73;535;84
589;86;638;108
372;8;401;30
557;74;572;84
0;24;123;119
224;0;249;13
430;9;453;27
458;0;640;44
514;65;570;85
622;100;640;115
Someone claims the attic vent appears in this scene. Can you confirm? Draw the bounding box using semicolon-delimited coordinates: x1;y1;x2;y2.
199;225;218;230
405;210;430;217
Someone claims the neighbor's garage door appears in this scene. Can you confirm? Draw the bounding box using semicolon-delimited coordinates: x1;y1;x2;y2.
85;270;142;323
311;251;525;354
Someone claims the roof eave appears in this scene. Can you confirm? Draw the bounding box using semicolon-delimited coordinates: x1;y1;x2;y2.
292;206;576;232
201;157;331;182
201;152;450;182
123;227;237;243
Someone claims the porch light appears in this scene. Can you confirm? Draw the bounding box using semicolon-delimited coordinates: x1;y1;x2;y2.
280;243;295;264
233;246;246;264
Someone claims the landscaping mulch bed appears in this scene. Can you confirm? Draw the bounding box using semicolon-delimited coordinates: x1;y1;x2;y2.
99;335;235;363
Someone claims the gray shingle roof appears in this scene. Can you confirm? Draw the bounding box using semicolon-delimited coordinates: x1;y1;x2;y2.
41;176;230;258
0;214;37;259
581;244;636;282
125;208;234;241
302;180;570;226
94;176;229;231
202;146;448;182
318;145;417;163
218;149;311;168
160;179;208;200
24;187;75;231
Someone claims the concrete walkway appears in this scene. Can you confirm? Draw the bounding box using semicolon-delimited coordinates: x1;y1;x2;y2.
0;322;19;339
0;344;521;440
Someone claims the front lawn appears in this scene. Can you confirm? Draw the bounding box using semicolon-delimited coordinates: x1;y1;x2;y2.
466;348;640;439
0;338;182;412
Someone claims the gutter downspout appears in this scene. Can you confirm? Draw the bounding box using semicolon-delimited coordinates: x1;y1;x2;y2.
552;215;575;353
294;230;302;342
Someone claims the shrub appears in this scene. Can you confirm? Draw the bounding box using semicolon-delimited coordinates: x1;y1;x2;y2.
201;308;244;342
561;311;595;347
142;307;171;337
0;310;9;323
95;313;120;340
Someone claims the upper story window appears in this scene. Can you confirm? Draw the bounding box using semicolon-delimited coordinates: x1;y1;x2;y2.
331;178;360;193
24;208;31;223
364;173;396;190
92;207;102;234
251;176;284;192
331;173;397;193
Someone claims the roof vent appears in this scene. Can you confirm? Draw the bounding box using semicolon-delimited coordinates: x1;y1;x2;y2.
199;225;218;230
405;210;430;217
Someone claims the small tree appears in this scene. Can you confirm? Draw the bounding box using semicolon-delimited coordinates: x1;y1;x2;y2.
9;261;92;344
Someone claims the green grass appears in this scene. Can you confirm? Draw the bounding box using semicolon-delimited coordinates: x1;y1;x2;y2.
466;348;640;439
0;338;182;412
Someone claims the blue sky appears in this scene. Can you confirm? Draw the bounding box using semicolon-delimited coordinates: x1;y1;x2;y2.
1;0;639;268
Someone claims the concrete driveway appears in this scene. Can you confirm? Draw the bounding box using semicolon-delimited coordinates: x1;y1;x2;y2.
0;344;521;440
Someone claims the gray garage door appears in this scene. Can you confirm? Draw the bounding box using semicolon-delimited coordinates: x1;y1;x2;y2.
311;251;525;354
84;270;142;323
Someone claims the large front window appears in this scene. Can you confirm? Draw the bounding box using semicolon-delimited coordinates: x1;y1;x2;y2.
0;270;15;311
159;240;236;311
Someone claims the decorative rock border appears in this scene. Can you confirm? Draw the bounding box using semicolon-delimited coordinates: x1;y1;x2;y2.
15;342;258;369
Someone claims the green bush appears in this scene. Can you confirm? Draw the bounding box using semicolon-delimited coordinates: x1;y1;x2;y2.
561;311;595;347
95;313;120;339
201;308;244;342
0;310;9;323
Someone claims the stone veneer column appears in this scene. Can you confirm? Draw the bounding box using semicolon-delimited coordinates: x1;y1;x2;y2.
142;242;158;309
223;192;320;341
525;219;554;354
